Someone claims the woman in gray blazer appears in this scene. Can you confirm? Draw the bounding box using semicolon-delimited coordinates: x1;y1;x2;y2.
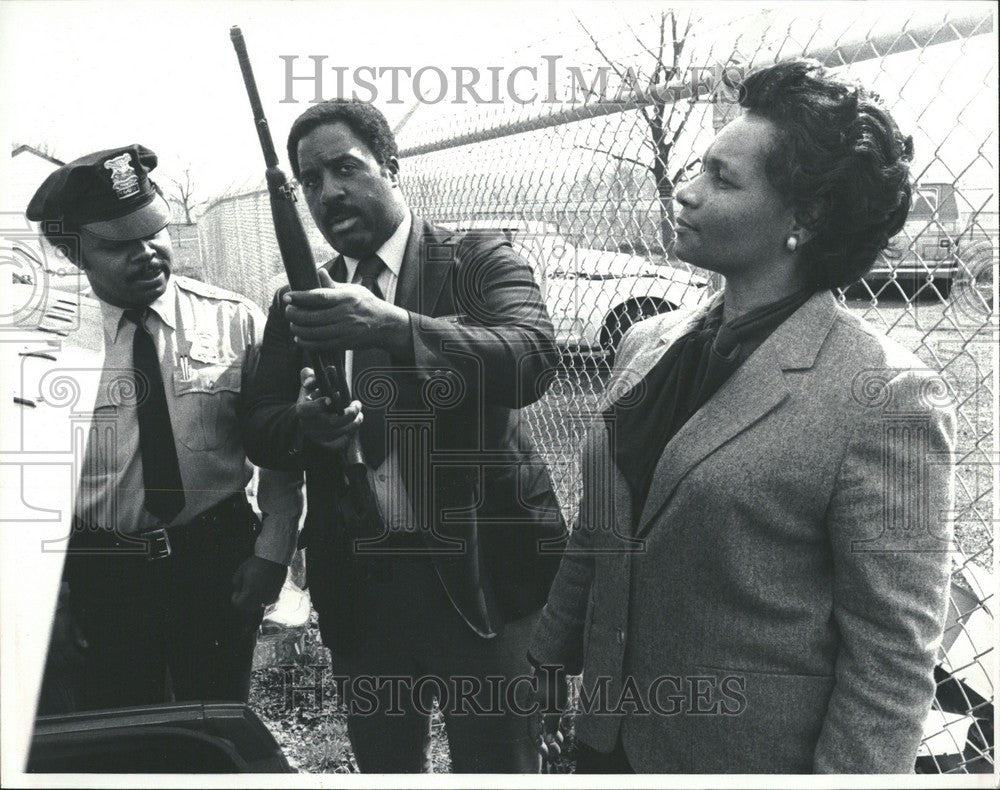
528;60;956;773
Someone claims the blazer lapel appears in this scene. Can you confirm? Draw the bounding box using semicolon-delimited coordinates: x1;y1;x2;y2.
395;213;451;315
324;255;347;284
633;290;840;539
604;301;712;542
634;343;789;538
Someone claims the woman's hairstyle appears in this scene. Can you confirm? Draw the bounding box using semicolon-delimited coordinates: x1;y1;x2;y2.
287;99;398;179
738;59;914;290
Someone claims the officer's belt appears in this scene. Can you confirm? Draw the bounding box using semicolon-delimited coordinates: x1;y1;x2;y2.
69;493;253;562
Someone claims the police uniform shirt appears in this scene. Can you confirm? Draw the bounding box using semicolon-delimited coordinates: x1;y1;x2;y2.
76;275;299;564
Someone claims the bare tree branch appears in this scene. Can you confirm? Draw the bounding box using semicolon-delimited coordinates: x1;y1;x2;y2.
168;166;204;225
673;158;702;185
575;12;656;126
577;8;701;249
669;84;700;151
572;145;649;171
655;11;668;87
574;12;629;82
639;136;659;155
622;17;661;66
664;30;715;131
652;12;669;128
673;12;685;66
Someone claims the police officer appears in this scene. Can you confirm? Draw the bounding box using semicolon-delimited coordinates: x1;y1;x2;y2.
27;145;300;710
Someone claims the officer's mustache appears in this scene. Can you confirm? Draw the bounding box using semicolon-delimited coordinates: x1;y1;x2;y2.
126;257;166;280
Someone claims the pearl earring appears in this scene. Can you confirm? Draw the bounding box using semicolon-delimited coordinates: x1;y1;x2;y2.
785;236;798;252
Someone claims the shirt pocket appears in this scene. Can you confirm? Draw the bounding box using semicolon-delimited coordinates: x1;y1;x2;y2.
172;350;241;452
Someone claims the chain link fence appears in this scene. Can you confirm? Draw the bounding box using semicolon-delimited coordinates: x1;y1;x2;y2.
198;5;996;773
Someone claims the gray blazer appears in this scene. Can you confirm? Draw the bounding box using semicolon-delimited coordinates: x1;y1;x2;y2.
529;290;956;773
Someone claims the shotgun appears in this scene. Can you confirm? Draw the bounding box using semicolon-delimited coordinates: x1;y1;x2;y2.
231;26;378;501
229;25;348;407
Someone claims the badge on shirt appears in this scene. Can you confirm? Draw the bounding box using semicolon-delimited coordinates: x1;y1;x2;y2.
188;332;219;364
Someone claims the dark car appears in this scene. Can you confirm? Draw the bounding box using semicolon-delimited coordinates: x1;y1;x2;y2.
28;703;292;773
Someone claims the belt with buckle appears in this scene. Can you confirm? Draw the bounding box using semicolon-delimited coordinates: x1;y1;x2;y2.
138;494;251;561
142;527;173;561
70;494;252;562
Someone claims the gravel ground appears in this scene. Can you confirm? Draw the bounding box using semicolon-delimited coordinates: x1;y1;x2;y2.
249;616;578;774
251;291;995;773
249;614;457;773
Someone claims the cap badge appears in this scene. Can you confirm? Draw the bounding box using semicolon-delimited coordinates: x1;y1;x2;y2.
103;153;141;200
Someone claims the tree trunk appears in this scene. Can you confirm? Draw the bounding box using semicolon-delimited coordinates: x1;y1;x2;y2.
653;158;675;255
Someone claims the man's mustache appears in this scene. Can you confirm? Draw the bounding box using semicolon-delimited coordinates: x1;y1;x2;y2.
321;205;359;225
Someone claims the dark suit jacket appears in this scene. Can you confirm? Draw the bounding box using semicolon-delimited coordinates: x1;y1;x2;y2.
244;214;566;646
529;291;956;773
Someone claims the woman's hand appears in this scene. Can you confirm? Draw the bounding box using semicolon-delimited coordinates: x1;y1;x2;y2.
523;664;569;768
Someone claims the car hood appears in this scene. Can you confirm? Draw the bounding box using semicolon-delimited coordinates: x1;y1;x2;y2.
10;282;104;351
562;249;707;285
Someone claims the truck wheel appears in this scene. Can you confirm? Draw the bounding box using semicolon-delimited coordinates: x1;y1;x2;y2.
951;240;995;319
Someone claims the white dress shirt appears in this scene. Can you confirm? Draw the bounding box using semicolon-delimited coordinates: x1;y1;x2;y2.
341;212;420;536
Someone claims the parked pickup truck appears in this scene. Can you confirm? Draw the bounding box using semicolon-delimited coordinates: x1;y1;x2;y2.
854;182;996;310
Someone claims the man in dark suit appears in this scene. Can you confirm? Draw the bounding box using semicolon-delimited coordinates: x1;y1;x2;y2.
243;99;566;772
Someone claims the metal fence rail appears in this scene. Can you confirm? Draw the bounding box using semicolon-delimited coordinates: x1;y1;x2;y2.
198;5;996;773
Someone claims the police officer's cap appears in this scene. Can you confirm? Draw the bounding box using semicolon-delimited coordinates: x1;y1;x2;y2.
26;144;172;241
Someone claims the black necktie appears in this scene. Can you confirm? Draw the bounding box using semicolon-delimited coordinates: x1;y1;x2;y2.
353;256;389;468
125;308;185;522
356;254;385;300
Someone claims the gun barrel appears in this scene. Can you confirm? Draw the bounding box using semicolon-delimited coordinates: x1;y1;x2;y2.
230;28;372;485
230;25;351;411
230;26;278;168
